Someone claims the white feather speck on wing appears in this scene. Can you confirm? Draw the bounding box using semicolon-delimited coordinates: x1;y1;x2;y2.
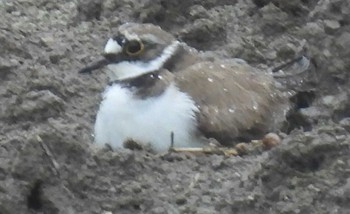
252;100;258;110
228;108;235;113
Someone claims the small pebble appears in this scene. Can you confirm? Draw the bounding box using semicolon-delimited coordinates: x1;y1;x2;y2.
235;143;248;155
262;133;281;149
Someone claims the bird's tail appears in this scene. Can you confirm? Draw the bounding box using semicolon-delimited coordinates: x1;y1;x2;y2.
271;55;311;78
270;55;318;94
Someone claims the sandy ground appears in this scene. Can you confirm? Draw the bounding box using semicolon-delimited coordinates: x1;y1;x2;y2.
1;0;350;213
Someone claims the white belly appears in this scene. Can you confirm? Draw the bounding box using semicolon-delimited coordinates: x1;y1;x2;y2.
94;83;203;152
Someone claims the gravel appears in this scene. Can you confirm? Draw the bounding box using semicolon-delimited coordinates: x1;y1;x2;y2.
1;0;350;213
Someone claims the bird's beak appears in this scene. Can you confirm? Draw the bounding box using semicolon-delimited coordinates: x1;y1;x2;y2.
79;37;124;74
78;58;109;74
78;53;124;74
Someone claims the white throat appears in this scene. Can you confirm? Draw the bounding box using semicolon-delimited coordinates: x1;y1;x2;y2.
106;41;180;81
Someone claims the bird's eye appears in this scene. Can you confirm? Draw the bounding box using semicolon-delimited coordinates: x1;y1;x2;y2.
125;40;144;56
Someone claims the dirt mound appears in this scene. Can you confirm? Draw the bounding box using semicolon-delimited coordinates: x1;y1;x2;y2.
1;0;350;213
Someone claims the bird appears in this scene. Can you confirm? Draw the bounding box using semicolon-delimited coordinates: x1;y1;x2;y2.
79;23;303;152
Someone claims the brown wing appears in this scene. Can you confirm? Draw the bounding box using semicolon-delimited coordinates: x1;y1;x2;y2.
175;60;289;145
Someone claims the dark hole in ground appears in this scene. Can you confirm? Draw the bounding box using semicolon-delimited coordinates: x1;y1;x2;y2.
288;155;324;172
333;103;350;122
339;19;349;26
160;0;168;9
283;151;325;172
252;0;269;8
133;204;141;210
283;91;316;133
27;180;43;211
154;13;165;23
333;76;348;85
290;91;316;109
284;112;313;133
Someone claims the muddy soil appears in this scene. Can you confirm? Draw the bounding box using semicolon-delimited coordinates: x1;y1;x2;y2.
1;0;350;213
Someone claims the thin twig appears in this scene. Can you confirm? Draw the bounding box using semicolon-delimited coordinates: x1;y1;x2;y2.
170;132;174;148
167;131;175;153
171;147;238;156
36;135;60;176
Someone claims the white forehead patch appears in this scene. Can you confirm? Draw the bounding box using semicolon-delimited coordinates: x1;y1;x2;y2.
104;38;122;54
106;41;180;81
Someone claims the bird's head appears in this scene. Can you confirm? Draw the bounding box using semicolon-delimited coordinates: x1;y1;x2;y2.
79;23;180;81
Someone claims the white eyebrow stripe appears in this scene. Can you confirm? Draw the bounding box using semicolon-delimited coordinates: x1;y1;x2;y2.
123;32;140;41
142;34;162;43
